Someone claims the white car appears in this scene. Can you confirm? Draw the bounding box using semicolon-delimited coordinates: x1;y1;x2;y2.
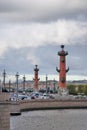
18;94;31;100
40;93;50;99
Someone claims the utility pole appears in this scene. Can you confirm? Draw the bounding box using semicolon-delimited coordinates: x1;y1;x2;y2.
23;75;26;94
9;80;11;92
3;69;6;89
53;78;56;93
15;72;19;99
0;79;2;92
46;74;48;94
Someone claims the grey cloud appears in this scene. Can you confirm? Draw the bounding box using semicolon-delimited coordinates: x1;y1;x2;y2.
0;0;87;22
0;20;87;47
0;45;87;77
0;0;87;80
0;47;33;74
0;1;20;13
0;20;87;59
67;45;87;75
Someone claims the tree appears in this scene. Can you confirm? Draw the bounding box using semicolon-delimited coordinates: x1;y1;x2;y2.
67;84;77;95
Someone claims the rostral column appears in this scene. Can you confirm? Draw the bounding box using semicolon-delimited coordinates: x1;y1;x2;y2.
56;45;69;96
33;65;40;91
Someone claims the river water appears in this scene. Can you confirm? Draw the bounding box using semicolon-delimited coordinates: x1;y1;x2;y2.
10;109;87;130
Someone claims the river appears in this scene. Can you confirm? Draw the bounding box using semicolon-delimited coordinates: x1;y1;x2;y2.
10;109;87;130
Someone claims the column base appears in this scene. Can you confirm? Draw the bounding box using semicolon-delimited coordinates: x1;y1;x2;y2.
58;88;69;96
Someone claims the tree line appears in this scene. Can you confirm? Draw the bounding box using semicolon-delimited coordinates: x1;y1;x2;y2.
67;84;87;95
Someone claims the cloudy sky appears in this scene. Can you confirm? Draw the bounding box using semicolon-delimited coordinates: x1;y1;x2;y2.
0;0;87;81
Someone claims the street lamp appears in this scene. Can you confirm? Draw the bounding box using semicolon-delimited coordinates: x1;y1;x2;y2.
0;80;2;92
3;69;6;89
46;74;48;94
9;80;11;92
23;75;26;94
15;72;19;99
53;78;56;93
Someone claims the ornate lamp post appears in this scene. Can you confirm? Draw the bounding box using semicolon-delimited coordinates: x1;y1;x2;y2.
3;69;6;89
15;72;19;99
46;74;48;94
9;80;11;92
23;75;26;94
53;78;56;93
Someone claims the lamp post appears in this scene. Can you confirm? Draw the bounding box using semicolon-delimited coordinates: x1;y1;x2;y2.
9;80;11;92
3;69;6;89
15;72;19;99
0;79;2;92
46;74;48;94
53;78;56;93
23;75;26;94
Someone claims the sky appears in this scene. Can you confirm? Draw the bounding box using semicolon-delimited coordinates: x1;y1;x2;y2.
0;0;87;82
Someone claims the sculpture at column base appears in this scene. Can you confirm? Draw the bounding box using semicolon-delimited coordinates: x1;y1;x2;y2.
58;88;69;96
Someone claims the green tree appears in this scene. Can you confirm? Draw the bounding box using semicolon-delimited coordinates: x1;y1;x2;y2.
67;84;77;95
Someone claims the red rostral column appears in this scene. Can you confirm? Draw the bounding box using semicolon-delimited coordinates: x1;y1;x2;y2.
33;65;40;91
56;45;69;95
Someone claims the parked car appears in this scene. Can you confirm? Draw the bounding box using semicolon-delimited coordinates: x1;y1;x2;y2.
10;93;31;101
18;94;29;100
40;93;50;99
30;92;39;99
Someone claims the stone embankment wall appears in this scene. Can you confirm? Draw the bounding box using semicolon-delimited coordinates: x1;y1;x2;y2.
0;102;10;130
18;99;87;111
0;93;10;101
10;101;21;115
0;93;10;130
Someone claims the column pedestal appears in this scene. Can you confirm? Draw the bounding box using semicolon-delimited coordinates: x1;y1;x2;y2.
58;88;69;96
